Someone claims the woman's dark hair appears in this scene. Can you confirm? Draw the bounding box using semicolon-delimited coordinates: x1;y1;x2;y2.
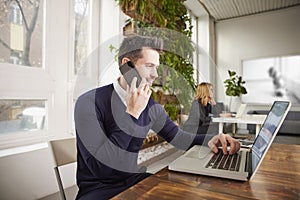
118;35;163;66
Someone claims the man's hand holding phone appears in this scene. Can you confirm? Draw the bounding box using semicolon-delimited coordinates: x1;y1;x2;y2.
125;77;152;119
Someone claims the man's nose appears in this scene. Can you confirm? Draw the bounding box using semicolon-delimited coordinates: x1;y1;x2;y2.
151;68;158;79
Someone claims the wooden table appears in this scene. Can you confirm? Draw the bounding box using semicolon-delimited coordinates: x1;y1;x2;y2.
113;143;300;200
212;115;267;137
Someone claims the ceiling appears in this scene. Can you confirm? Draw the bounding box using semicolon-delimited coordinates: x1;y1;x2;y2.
197;0;300;21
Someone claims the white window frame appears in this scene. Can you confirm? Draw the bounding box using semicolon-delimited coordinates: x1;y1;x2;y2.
0;0;134;150
67;0;101;134
0;0;102;150
0;64;53;149
184;0;213;84
0;1;53;149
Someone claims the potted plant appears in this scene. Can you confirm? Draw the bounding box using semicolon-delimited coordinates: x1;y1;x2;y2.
224;70;247;112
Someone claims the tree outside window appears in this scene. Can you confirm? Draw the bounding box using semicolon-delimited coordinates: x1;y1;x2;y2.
74;0;89;75
0;0;43;67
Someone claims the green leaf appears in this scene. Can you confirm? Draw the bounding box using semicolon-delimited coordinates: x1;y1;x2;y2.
224;70;247;97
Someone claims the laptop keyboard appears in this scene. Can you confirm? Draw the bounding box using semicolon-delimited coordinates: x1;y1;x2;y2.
205;150;241;171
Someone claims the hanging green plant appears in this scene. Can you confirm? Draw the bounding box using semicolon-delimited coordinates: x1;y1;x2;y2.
116;0;196;117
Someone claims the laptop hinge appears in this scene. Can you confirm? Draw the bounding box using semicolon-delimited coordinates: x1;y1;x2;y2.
246;151;253;178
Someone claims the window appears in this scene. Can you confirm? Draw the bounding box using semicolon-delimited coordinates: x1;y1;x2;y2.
242;55;300;105
10;2;23;25
0;99;46;134
186;1;214;84
74;0;90;75
69;0;100;134
0;0;114;149
0;0;43;67
0;0;48;149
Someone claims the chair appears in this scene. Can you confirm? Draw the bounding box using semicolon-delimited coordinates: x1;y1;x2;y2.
50;137;77;200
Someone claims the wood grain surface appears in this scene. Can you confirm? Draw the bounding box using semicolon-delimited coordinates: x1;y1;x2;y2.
113;143;300;200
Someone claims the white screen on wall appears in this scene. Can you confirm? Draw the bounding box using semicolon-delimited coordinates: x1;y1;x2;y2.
242;55;300;105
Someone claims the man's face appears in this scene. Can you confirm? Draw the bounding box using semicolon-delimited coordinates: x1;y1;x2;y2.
134;48;160;86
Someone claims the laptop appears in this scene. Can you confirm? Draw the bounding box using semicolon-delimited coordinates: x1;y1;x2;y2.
168;101;291;181
218;103;246;120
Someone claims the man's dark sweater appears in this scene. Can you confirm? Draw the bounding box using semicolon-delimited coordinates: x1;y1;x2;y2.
75;84;212;199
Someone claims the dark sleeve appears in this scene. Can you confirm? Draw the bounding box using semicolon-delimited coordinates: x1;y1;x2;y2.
158;116;214;150
150;103;213;150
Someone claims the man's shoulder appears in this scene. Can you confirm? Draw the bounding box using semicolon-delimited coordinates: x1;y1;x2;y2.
79;84;113;96
76;84;113;103
95;84;114;95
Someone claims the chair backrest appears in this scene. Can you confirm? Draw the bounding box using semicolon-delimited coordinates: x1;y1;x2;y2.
50;137;77;200
50;137;77;166
212;102;225;116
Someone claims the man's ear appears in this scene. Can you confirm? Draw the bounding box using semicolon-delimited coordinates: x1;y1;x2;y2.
121;58;130;65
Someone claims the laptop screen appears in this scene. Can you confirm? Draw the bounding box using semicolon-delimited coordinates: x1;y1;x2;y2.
251;101;290;174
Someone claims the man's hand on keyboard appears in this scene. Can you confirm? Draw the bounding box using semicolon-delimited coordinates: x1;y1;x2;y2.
208;133;241;155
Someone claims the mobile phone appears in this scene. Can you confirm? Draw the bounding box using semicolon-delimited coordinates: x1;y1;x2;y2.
120;61;142;88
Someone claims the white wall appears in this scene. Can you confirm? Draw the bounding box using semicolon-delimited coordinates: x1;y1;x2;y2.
215;5;300;111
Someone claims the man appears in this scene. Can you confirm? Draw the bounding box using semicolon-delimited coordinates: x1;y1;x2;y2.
75;35;240;200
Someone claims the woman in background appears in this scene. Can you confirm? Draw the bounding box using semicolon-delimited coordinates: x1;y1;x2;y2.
181;82;222;135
